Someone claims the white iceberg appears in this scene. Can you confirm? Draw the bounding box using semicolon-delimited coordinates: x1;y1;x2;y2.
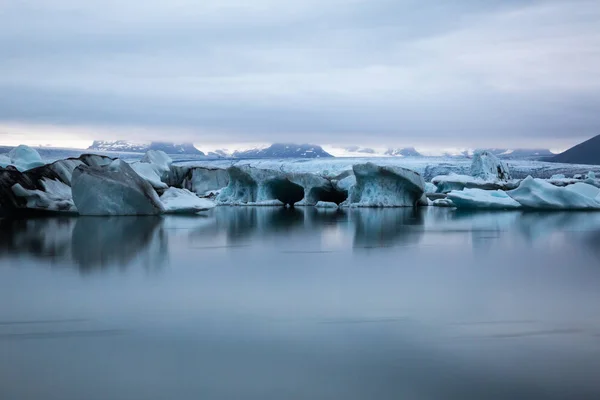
130;150;172;190
72;159;165;215
141;150;172;175
130;162;169;190
447;188;521;210
342;163;425;207
11;178;76;213
160;188;215;214
507;177;600;210
432;198;455;208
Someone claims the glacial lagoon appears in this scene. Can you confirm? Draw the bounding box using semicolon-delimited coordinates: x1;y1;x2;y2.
1;207;600;399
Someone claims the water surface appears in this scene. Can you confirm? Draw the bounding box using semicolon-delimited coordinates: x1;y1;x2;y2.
1;208;600;399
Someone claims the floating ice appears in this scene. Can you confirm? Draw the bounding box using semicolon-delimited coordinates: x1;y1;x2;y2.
431;173;518;193
588;171;596;180
432;198;455;208
72;159;165;215
342;163;425;207
507;177;600;210
0;145;45;171
448;188;521;210
130;150;172;190
217;165;346;206
141;150;172;175
160;187;215;214
181;167;229;196
425;182;438;193
315;201;339;208
471;150;511;181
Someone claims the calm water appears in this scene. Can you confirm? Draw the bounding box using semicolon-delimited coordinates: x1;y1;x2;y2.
1;207;600;400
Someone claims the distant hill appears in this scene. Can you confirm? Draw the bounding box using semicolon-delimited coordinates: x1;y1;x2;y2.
232;143;333;158
550;135;600;165
88;140;204;155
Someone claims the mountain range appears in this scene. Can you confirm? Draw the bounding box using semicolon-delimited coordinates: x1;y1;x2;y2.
232;143;333;158
88;140;205;155
85;140;562;161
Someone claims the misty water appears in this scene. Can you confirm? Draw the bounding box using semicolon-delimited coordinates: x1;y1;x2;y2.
1;207;600;400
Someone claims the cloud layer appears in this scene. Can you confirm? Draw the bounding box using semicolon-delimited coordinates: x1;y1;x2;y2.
1;0;599;148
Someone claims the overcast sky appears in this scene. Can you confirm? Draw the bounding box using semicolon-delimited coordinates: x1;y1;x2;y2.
1;0;599;150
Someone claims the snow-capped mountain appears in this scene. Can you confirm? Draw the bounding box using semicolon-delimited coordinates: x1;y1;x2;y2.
384;147;422;157
232;143;333;159
488;148;555;160
88;140;204;155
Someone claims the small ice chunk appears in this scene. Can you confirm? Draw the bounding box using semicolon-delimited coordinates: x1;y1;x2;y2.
160;187;215;214
432;198;455;208
315;201;339;208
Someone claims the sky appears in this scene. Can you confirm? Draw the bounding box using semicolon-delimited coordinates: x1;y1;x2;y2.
1;0;599;150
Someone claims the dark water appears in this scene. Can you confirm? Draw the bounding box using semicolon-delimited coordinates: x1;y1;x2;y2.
1;207;600;400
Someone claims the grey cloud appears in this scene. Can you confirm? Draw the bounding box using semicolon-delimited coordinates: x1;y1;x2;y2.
0;0;599;148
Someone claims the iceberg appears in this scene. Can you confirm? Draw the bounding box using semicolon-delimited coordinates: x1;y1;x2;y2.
431;150;515;193
342;163;425;207
181;167;230;196
315;201;339;208
141;150;172;175
12;179;76;213
72;159;165;215
160;188;215;214
447;188;521;210
0;145;45;172
130;150;173;191
507;177;600;210
425;182;438;193
216;165;347;206
1;154;115;215
431;173;519;194
217;166;303;206
432;198;455;208
471;150;511;181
